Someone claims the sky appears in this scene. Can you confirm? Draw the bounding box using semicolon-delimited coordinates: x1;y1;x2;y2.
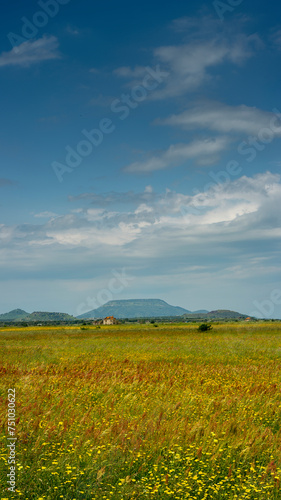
1;0;281;318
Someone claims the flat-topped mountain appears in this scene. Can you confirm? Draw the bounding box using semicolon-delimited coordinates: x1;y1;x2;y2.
77;299;191;319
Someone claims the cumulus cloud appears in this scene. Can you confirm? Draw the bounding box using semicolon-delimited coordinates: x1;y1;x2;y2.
0;36;60;68
1;173;281;279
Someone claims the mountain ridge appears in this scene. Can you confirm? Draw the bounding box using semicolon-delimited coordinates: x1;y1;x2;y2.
0;309;75;322
0;302;251;322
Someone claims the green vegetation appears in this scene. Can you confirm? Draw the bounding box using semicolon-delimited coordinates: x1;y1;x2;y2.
198;323;212;332
0;309;29;321
183;310;249;320
0;322;281;499
0;310;77;324
24;311;76;323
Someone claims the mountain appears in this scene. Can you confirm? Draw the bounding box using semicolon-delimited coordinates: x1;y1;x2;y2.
182;309;248;320
0;309;29;321
24;311;76;322
77;299;191;319
0;309;76;323
0;305;248;323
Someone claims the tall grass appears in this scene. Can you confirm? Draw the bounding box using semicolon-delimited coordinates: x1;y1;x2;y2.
0;322;281;499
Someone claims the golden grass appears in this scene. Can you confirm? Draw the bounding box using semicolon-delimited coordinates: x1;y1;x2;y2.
0;322;281;499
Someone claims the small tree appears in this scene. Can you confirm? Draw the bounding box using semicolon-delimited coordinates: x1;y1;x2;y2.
198;323;212;332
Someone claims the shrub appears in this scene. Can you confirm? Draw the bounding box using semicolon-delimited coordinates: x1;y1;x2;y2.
198;323;212;332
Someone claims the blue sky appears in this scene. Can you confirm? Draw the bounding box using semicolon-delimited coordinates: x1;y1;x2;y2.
1;0;281;318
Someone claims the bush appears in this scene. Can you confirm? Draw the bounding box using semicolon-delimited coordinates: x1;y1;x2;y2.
198;323;212;332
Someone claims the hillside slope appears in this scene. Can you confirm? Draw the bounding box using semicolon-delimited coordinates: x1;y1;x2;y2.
0;309;29;321
24;312;76;322
183;309;248;320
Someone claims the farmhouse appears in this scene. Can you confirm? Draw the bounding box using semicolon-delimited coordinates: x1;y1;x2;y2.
103;316;118;325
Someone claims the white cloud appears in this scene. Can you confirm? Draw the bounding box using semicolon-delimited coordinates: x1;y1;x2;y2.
1;173;281;318
151;35;258;99
1;172;281;306
0;36;60;68
161;101;281;136
34;211;58;219
114;33;259;100
123;137;230;173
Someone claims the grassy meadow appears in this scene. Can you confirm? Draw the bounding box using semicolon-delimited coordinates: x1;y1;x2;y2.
0;322;281;499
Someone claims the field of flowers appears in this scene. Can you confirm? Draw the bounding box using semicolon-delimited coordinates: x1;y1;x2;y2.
0;322;281;499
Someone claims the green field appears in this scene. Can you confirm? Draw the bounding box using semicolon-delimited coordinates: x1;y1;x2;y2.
1;322;281;499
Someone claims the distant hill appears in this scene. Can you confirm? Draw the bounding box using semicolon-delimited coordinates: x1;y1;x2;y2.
24;311;76;322
77;299;191;319
0;309;29;321
183;309;248;320
0;304;249;323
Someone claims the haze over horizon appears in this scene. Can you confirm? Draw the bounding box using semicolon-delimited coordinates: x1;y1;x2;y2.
1;0;281;319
